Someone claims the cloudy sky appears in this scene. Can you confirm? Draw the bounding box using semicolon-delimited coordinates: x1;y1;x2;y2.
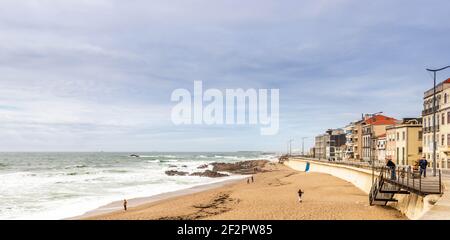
0;0;449;152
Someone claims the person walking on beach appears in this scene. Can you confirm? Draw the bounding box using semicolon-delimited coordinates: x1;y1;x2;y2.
247;178;250;184
297;189;304;203
123;199;128;211
419;156;428;178
251;176;254;183
386;157;396;180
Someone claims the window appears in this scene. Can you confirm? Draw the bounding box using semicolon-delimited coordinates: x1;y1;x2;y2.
397;132;399;141
396;147;399;165
402;147;405;165
447;134;450;147
419;147;423;154
419;131;423;140
402;131;405;140
445;93;448;104
443;113;445;125
447;112;450;124
442;134;445;146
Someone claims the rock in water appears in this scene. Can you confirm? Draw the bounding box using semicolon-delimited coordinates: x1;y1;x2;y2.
211;160;269;174
197;164;209;169
190;170;229;178
165;170;189;176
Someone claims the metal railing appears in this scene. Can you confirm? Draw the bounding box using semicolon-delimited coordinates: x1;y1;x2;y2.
287;156;443;196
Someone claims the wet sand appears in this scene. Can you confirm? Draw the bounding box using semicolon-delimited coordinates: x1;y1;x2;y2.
83;163;406;220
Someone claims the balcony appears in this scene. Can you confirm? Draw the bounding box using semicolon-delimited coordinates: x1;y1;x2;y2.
423;125;440;133
422;106;440;116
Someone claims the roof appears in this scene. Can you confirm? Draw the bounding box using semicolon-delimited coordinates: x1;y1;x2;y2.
364;114;397;125
376;133;386;138
424;78;450;98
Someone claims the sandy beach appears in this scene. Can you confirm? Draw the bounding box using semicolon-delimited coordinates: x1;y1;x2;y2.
83;163;405;220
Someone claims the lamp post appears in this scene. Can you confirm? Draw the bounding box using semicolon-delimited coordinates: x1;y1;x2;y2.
426;66;450;177
301;137;308;156
287;139;294;156
367;111;382;185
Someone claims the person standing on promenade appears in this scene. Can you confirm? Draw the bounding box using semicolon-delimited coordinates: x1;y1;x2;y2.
419;156;428;178
123;199;128;211
297;189;304;203
386;157;396;180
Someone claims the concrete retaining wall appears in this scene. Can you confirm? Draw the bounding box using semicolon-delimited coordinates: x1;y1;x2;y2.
284;159;442;220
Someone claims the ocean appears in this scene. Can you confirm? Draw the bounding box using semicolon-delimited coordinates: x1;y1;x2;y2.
0;152;277;220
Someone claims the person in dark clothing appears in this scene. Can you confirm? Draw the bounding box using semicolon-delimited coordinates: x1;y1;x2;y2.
297;189;304;203
123;199;128;211
419;156;428;178
386;157;396;180
251;176;254;183
247;178;250;184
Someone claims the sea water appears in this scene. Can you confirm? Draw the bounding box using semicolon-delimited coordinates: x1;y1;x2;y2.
0;152;277;220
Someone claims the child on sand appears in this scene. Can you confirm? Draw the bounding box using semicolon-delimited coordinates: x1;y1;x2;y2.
298;189;304;203
123;199;128;211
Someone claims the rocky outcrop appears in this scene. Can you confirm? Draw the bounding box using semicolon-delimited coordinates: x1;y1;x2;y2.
165;160;269;178
165;170;188;176
211;160;269;174
197;164;209;169
190;170;229;178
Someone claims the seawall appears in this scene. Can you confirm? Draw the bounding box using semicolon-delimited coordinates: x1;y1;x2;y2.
284;158;444;220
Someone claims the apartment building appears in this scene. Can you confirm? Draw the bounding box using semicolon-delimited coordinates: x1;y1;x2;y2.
375;134;387;163
362;114;397;162
386;118;423;166
422;78;450;169
314;134;327;159
325;129;346;161
314;129;346;160
354;120;364;160
343;123;356;160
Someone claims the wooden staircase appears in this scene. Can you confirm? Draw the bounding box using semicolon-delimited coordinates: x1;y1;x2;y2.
369;171;410;206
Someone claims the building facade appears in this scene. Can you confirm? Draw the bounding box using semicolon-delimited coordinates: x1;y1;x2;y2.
325;129;346;161
314;129;346;160
375;134;387;163
386;118;423;167
422;78;450;169
343;123;355;160
314;134;327;159
361;114;397;162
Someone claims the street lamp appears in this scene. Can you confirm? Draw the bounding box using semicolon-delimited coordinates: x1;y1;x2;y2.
287;139;294;156
426;66;450;177
367;111;382;185
301;137;308;156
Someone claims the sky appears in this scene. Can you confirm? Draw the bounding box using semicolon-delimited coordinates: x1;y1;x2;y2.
0;0;449;152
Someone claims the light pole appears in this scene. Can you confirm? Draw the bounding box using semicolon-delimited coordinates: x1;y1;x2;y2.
287;139;294;156
367;111;382;185
427;66;450;177
301;137;308;156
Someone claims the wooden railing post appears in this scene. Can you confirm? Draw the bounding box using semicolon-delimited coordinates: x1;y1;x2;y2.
407;166;409;187
419;170;422;193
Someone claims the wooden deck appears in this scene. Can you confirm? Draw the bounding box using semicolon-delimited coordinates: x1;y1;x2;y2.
383;175;441;196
